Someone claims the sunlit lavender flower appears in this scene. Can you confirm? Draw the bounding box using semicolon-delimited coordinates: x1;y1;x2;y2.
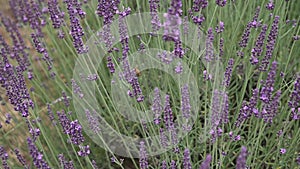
152;88;163;124
48;0;65;29
78;145;91;157
236;146;247;169
280;148;286;154
260;16;280;71
216;0;227;7
251;24;268;65
199;154;212;169
139;141;148;169
27;137;51;169
170;160;177;169
224;58;234;87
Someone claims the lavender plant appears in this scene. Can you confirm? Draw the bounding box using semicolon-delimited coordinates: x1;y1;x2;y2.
0;0;299;168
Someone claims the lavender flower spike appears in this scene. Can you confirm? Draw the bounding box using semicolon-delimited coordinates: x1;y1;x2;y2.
139;141;149;169
236;146;248;169
199;154;212;169
183;148;192;169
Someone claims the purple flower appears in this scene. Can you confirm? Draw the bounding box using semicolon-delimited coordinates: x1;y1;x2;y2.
280;148;286;154
215;21;225;34
260;16;280;71
152;88;163;125
251;24;268;65
181;84;191;119
266;0;275;10
260;61;277;103
14;149;28;169
48;0;65;29
170;160;177;169
157;51;174;64
219;38;224;57
236;146;247;169
47;103;56;124
216;0;227;7
71;79;84;98
175;62;183;74
235;101;250;127
0;146;10;169
85;109;101;133
163;95;174;130
199;154;212;169
159;128;168;148
192;0;208;12
183;148;192;169
78;145;91;157
58;154;75;169
27;138;51;169
223;58;234;87
261;90;281;123
62;91;70;107
139;141;148;169
161;160;167;169
289;76;300;110
149;0;161;33
5;113;12;124
205;28;215;62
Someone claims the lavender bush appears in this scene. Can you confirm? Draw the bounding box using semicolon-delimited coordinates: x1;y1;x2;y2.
0;0;300;168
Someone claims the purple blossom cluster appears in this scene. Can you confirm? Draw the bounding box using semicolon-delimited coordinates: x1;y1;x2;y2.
260;61;277;103
57;110;85;145
152;88;163;124
107;56;115;73
48;0;65;29
27;137;51;169
289;76;300;119
77;145;90;157
250;24;268;65
58;154;75;169
139;141;148;169
97;0;120;25
157;51;174;64
183;148;192;169
71;79;84;98
205;28;215;62
149;0;161;33
192;0;208;12
260;16;280;71
223;58;234;87
14;148;28;169
236;146;248;169
64;0;87;54
181;84;191;119
85;109;101;133
266;0;275;10
163;95;174;130
199;154;212;169
216;0;227;7
0;146;10;169
215;21;225;34
261;90;281;123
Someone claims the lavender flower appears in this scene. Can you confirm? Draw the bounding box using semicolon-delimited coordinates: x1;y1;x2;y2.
170;160;177;169
149;0;161;33
219;38;224;58
238;22;252;48
14;149;28;169
235;101;250;127
27;138;51;169
139;141;148;169
288;76;300;110
216;0;227;7
236;146;247;169
266;0;275;10
260;16;280;71
58;154;75;169
0;146;10;169
251;24;268;65
161;160;167;169
47;103;56;124
199;154;212;169
5;113;12;124
152;88;163;125
159;128;168;148
78;145;91;157
261;90;281;123
62;91;70;107
260;61;277;103
163;95;174;130
71;79;84;98
183;148;192;169
223;58;234;87
157;51;174;64
85;109;101;133
215;21;225;33
181;84;191;119
175;62;183;74
205;28;214;61
280;148;286;154
192;0;208;12
48;0;65;29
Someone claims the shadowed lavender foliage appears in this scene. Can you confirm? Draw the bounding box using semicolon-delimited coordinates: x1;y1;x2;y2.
260;16;280;71
58;154;75;169
250;24;268;65
14;148;28;169
152;88;163;125
183;148;192;169
27;137;51;169
139;141;148;169
0;146;10;169
236;146;248;169
199;154;212;169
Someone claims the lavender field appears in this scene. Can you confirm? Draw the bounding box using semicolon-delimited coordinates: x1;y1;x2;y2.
0;0;300;168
